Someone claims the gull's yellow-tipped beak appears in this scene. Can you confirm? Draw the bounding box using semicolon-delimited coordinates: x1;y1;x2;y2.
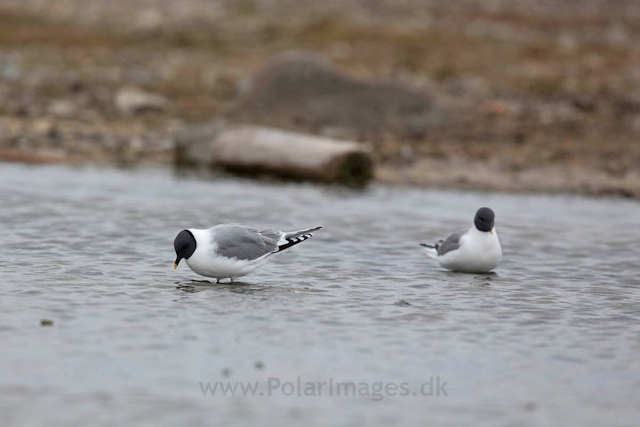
174;263;178;270
490;229;493;235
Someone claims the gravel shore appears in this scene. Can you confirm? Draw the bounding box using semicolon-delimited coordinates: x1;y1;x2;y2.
1;0;639;197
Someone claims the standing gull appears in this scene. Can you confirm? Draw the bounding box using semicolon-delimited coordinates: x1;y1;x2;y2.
174;224;322;282
420;207;502;273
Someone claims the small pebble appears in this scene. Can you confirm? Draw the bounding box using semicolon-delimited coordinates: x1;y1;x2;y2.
40;319;54;326
254;361;264;370
393;300;412;306
222;368;232;377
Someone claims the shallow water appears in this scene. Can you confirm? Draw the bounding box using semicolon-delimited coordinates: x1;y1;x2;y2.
1;163;639;426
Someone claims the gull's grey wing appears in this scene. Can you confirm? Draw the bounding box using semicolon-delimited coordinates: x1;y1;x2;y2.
436;229;467;256
211;225;282;261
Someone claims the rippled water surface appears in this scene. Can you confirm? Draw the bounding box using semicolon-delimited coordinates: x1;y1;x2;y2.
1;163;640;426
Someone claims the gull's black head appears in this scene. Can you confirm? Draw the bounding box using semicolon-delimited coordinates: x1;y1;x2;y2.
474;207;495;233
174;230;196;269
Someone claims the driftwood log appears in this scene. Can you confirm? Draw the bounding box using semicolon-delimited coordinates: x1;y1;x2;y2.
175;125;374;186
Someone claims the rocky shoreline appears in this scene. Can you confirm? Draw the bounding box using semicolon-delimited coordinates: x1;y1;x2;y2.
1;1;639;197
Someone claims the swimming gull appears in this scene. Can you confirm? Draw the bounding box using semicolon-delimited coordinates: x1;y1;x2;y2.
420;207;502;273
174;224;322;282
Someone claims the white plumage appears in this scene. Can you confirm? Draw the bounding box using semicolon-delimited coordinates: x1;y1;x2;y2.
421;208;502;273
174;224;321;282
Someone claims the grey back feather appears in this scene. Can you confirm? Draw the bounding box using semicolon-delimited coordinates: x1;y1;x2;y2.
437;229;466;256
212;225;281;260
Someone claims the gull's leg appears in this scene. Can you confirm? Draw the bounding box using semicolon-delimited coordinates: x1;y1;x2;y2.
230;277;234;284
216;278;220;284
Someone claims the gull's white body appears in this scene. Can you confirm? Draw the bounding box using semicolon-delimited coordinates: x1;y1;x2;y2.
185;228;274;280
428;227;502;273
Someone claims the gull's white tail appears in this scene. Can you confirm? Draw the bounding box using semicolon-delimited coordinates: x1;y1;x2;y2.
420;243;439;259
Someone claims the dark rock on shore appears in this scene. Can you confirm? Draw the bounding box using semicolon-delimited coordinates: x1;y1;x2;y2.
225;52;444;141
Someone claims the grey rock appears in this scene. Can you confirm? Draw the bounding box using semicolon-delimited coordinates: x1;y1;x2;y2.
1;63;21;81
115;87;169;115
48;100;77;118
174;120;227;167
226;51;444;140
